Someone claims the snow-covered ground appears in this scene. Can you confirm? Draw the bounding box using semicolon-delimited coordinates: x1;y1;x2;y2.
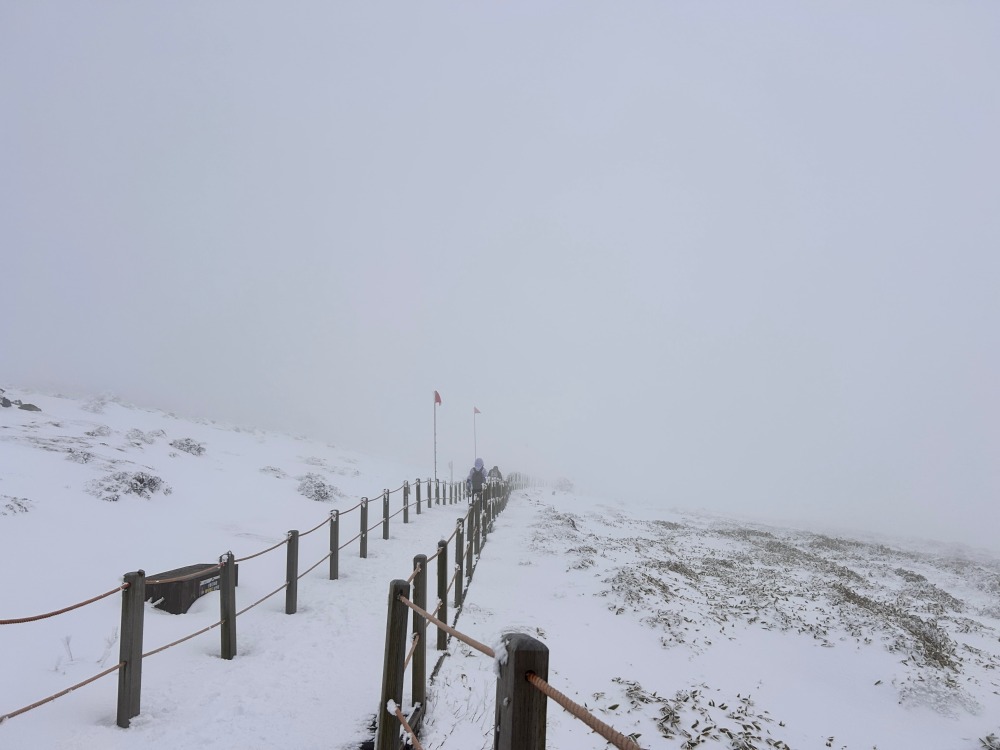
2;387;999;749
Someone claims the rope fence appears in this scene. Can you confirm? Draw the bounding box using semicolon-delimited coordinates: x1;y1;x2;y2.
0;662;124;724
376;477;638;750
1;473;489;733
0;585;125;625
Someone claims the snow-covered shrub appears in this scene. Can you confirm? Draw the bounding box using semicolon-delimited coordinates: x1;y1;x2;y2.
260;466;287;479
169;438;205;456
65;449;93;464
86;472;172;502
297;473;343;502
126;428;164;447
85;425;112;437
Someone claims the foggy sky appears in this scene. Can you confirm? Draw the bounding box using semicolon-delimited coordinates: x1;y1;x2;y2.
3;2;998;552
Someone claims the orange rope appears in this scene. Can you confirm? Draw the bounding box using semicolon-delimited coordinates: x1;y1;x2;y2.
1;585;125;625
403;632;420;671
388;701;424;750
0;662;123;722
236;583;288;617
299;515;330;538
526;673;643;750
235;537;288;563
399;595;494;658
144;620;225;658
297;552;332;581
406;564;422;584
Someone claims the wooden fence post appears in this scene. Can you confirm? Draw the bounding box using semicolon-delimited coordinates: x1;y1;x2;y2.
329;510;339;580
427;478;432;509
412;553;428;712
116;570;145;728
435;479;440;506
495;633;549;750
455;519;464;607
220;552;237;660
360;498;368;559
416;479;422;515
436;540;448;650
382;489;390;541
286;530;299;614
375;579;411;750
473;497;482;558
403;481;409;524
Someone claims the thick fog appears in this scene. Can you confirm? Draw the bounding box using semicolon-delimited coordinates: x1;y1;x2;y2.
2;2;998;552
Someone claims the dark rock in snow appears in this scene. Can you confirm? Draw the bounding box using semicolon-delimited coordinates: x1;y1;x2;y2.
18;403;42;412
1;397;11;407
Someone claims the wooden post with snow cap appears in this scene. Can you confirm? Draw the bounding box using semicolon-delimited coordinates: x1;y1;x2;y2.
411;553;428;711
375;579;410;750
360;498;368;559
427;478;432;509
382;489;390;541
455;519;465;606
495;633;549;750
116;570;145;728
285;530;298;614
436;539;448;650
220;552;237;660
329;510;339;580
415;478;422;515
403;481;409;524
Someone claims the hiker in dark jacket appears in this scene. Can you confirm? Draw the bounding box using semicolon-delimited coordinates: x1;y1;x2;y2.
487;465;503;483
466;458;487;500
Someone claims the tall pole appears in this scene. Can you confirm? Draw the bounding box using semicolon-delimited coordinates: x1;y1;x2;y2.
434;399;438;483
473;410;477;459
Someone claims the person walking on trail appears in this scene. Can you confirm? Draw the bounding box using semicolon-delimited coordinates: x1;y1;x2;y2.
487;465;503;483
467;457;487;501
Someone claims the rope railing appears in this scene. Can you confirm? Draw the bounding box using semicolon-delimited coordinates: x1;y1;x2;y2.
406;564;423;585
527;672;643;750
297;552;332;581
235;536;288;564
299;514;330;538
398;595;495;658
447;566;459;595
387;700;424;750
0;661;124;724
339;532;362;552
388;506;406;521
235;582;288;617
366;520;383;534
403;632;420;671
143;619;225;659
0;584;126;625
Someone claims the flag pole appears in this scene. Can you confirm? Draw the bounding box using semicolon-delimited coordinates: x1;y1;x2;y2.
473;408;478;459
433;395;438;483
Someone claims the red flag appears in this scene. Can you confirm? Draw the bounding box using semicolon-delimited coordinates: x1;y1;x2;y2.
434;390;442;405
474;406;481;414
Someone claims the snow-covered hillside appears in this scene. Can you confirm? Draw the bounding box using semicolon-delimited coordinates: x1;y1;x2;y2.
2;387;999;749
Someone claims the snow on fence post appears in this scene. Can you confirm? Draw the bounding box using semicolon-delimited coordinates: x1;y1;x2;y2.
403;481;410;524
220;552;237;660
495;633;549;750
435;479;440;506
329;510;339;580
382;489;390;541
412;553;428;711
376;579;411;750
286;530;299;615
360;498;369;559
436;539;448;650
427;478;432;509
455;519;465;606
416;478;422;515
117;569;145;728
